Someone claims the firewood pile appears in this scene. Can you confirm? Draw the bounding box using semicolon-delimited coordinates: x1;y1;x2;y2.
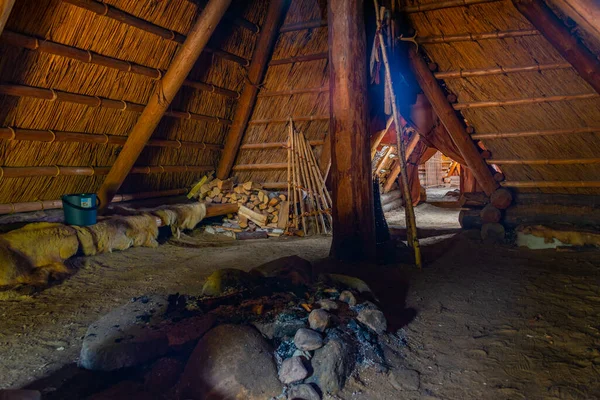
189;178;290;237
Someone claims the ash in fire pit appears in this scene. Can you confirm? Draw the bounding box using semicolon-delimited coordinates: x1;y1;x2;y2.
64;256;399;399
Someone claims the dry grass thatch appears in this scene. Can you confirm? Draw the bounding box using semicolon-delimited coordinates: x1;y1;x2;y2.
406;0;600;194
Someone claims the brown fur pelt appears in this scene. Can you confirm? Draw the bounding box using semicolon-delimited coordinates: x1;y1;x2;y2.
518;225;600;247
0;223;79;287
75;214;159;256
152;203;207;238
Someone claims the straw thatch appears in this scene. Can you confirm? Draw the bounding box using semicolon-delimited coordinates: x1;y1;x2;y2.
405;0;600;194
1;0;599;207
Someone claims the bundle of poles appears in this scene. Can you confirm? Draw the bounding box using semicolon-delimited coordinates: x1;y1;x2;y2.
287;118;333;235
373;0;422;268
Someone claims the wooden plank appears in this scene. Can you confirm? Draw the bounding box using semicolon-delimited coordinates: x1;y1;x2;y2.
238;205;268;226
277;201;290;229
96;0;231;209
216;0;291;179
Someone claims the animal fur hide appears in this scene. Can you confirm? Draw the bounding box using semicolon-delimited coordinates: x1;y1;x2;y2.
152;203;207;238
0;223;79;286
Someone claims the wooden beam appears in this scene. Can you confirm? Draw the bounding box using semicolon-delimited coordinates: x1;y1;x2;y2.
1;31;239;98
417;29;539;44
216;0;291;180
328;0;375;261
232;163;287;171
370;116;393;159
0;0;15;36
454;92;598;109
512;0;600;94
0;164;213;178
258;86;328;97
0;127;222;150
488;158;600;165
404;0;501;13
280;19;327;32
408;48;498;196
248;115;329;125
550;0;600;44
382;133;420;193
501;181;600;188
240;139;323;149
269;52;328;65
0;83;231;125
97;0;231;209
62;0;248;66
472;126;600;139
435;62;572;79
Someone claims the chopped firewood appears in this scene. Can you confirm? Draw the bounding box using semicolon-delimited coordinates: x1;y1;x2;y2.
258;190;271;204
200;184;211;196
208;179;218;188
230;193;238;201
267;206;275;213
213;194;222;202
239;215;249;229
220;197;228;204
259;203;268;210
272;214;279;224
278;194;287;202
252;199;261;206
240;195;248;203
275;204;281;210
277;201;290;229
210;187;221;197
268;197;280;207
301;303;312;312
205;197;213;204
239;205;268;227
250;194;258;202
243;181;262;191
217;179;233;191
233;185;244;194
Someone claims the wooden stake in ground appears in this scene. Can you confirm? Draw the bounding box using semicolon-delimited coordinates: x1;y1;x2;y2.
299;132;328;233
289;119;306;234
373;0;422;268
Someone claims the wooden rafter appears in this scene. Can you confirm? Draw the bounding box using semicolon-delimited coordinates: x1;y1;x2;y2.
488;158;600;165
257;86;328;97
417;29;539;44
408;48;499;196
270;52;328;65
471;127;600;139
453;93;598;109
97;0;231;209
435;62;572;79
512;0;600;94
240;139;324;149
403;0;501;13
216;0;291;180
280;19;327;32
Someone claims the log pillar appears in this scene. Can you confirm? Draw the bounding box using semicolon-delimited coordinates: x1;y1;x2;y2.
328;0;376;261
97;0;232;209
0;0;15;36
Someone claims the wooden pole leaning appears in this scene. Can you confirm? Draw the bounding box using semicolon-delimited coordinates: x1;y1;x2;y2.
299;132;328;234
96;0;232;209
374;0;422;268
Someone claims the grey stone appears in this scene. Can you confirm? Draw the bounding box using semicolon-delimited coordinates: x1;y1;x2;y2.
307;336;356;394
390;368;421;391
317;299;338;311
357;309;387;334
339;290;357;306
287;384;321;400
274;311;307;338
294;328;323;351
180;324;282;400
279;356;308;384
308;309;331;332
79;295;170;371
251;255;312;286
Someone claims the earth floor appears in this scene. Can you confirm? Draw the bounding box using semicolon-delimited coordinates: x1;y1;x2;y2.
1;226;599;399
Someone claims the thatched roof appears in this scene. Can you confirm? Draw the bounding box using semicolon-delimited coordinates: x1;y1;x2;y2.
0;0;599;208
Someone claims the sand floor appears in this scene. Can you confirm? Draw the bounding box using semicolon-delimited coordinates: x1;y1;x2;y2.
1;232;599;399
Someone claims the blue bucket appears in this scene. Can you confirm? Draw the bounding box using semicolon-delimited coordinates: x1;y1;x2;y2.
62;193;98;226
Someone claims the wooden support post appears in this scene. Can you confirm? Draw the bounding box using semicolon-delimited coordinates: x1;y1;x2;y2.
0;0;15;36
512;0;600;94
97;0;231;209
216;0;291;180
328;0;376;261
408;47;499;196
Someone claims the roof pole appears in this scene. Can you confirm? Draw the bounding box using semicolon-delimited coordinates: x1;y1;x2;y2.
216;0;292;180
97;0;232;209
0;0;16;36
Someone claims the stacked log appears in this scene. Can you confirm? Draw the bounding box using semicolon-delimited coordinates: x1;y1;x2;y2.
196;178;289;235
